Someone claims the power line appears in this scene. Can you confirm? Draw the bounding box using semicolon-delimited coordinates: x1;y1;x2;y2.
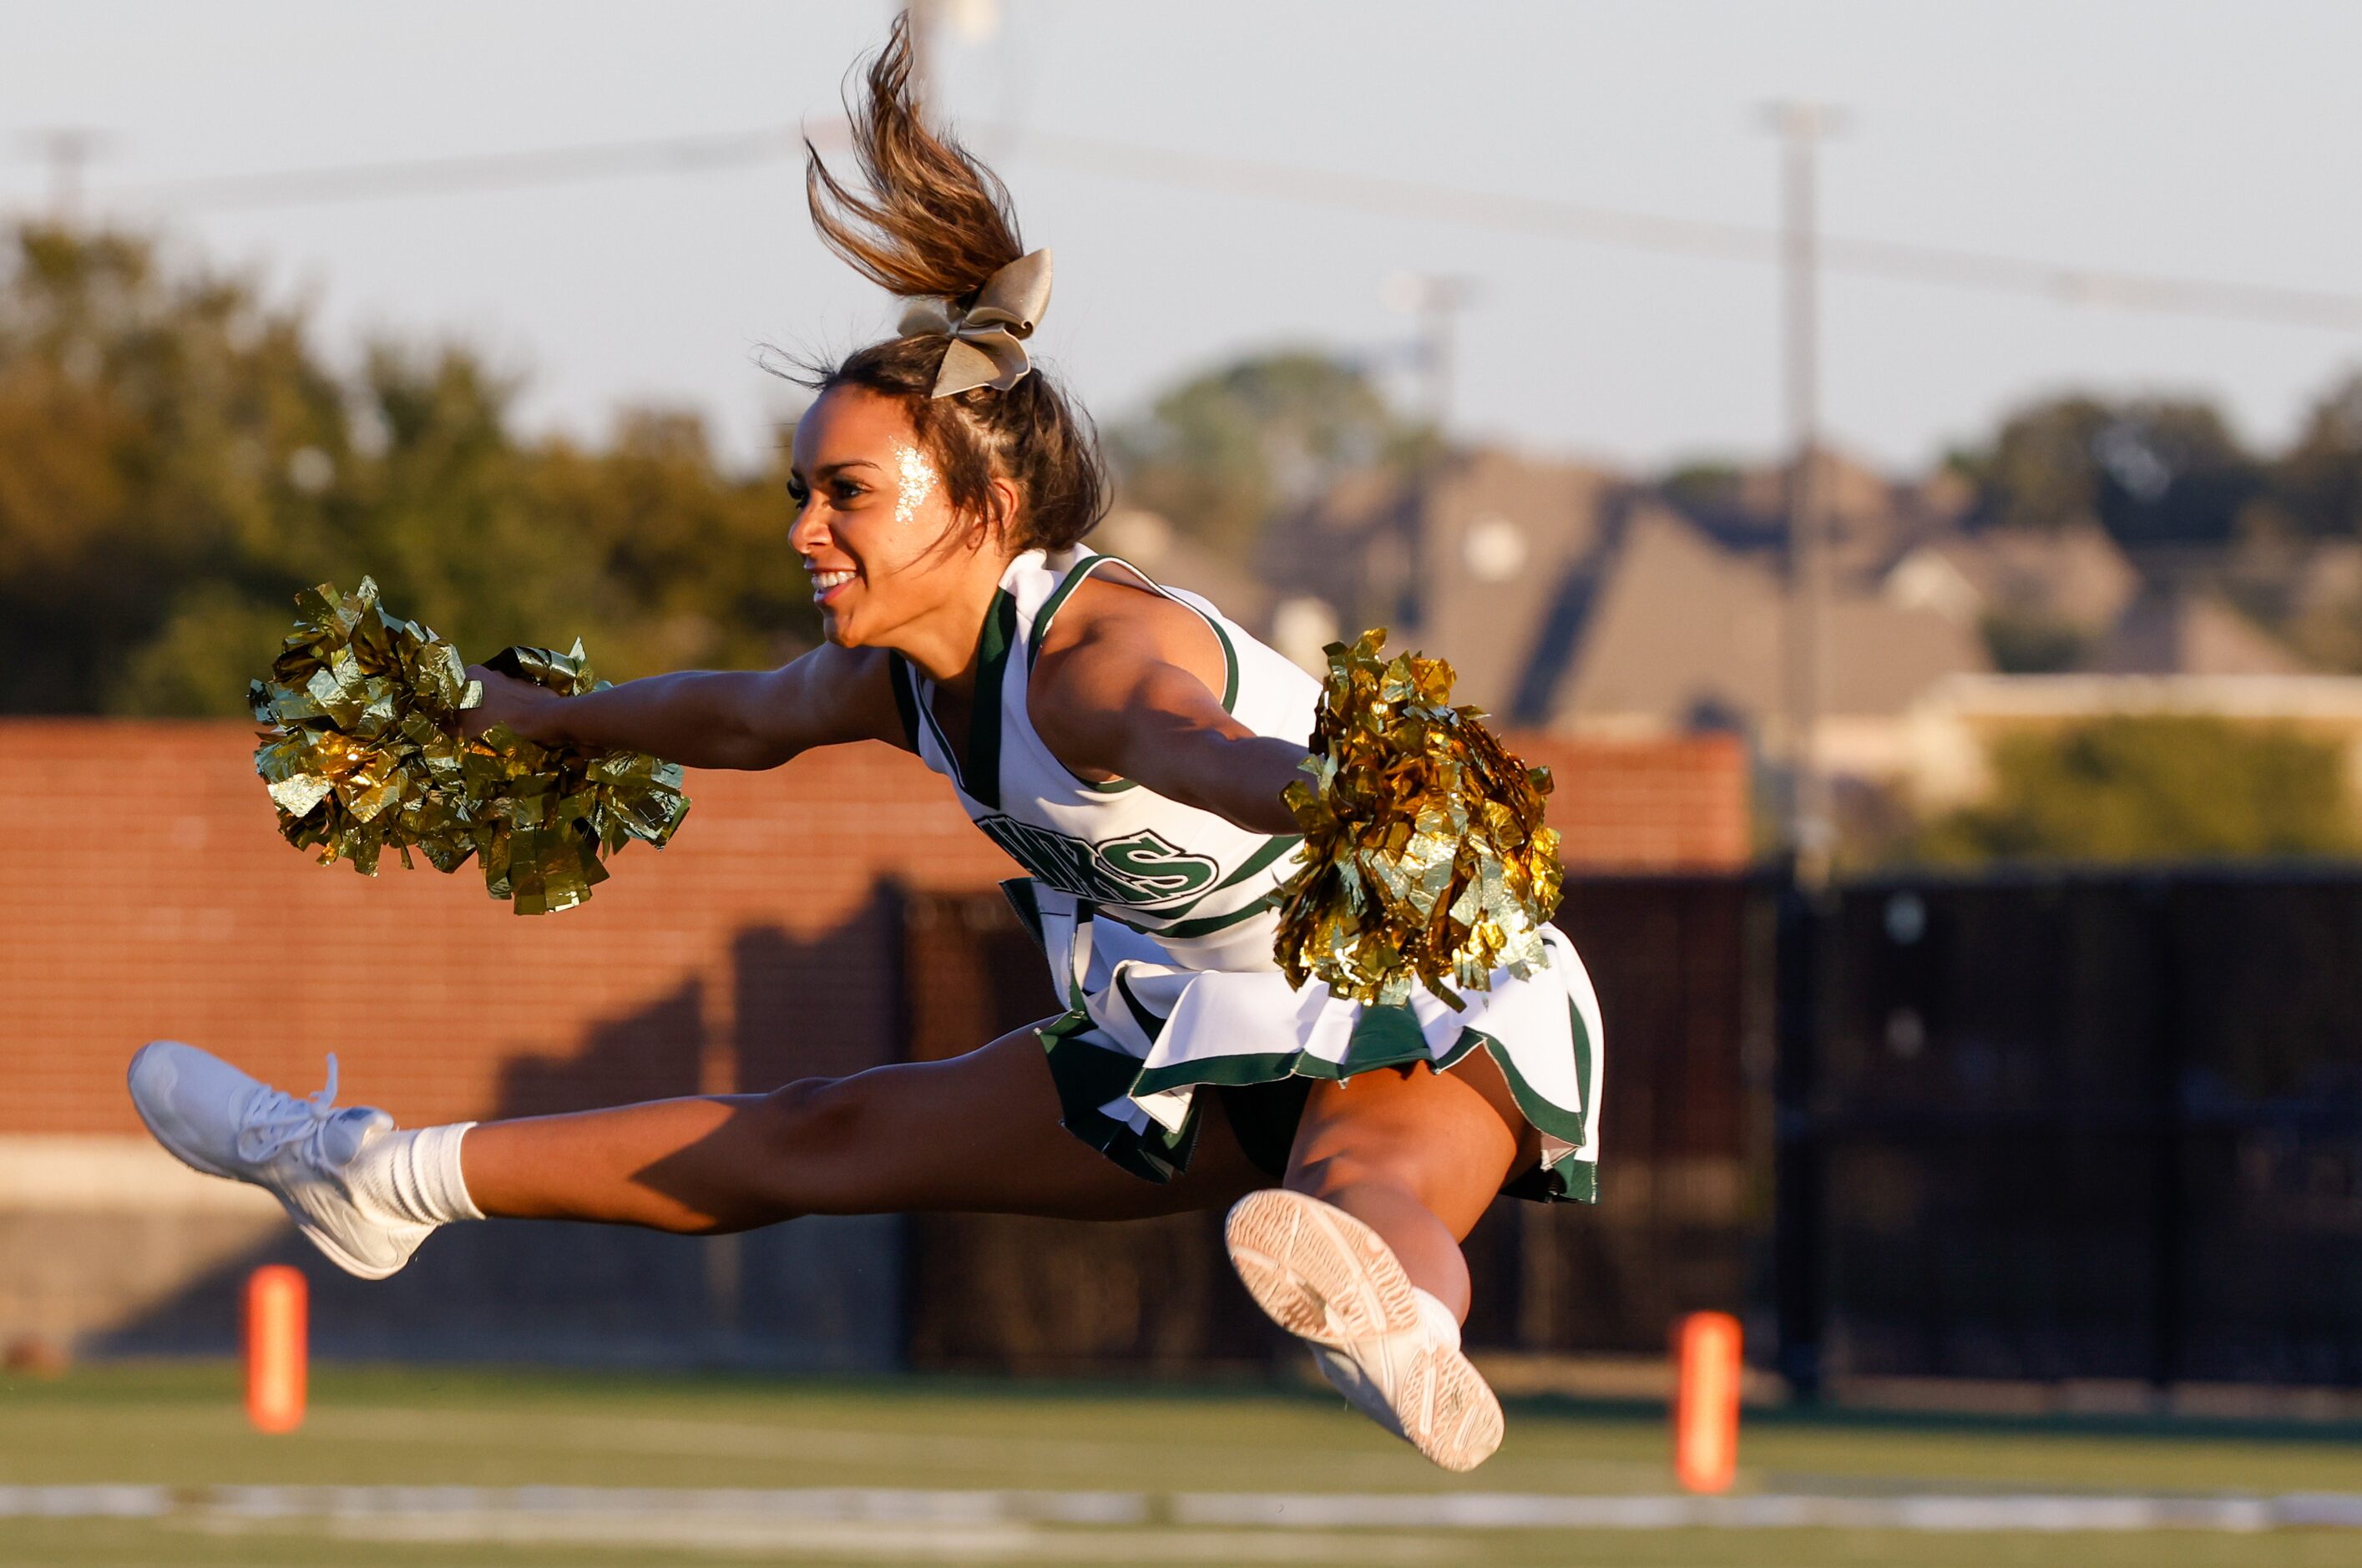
67;119;2362;333
101;125;804;211
1000;125;2362;332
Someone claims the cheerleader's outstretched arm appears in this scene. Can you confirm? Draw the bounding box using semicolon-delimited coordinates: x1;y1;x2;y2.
1030;595;1308;837
462;640;910;771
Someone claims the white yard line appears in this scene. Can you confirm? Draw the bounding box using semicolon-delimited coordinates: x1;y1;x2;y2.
190;1515;1454;1562
16;1401;1680;1494
77;1402;1366;1474
8;1484;2362;1538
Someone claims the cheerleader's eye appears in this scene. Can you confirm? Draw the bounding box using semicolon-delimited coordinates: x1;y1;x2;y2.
832;478;867;503
786;480;810;507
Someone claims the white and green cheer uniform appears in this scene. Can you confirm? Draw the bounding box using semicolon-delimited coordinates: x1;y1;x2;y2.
888;545;1605;1202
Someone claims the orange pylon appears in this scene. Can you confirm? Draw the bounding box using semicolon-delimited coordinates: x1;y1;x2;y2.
1672;1311;1742;1493
244;1265;307;1434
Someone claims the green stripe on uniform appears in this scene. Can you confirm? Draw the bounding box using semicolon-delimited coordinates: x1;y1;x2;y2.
1034;1014;1196;1183
1211;834;1301;892
1039;1009;1600;1206
1205;614;1240;711
1025;554;1108;667
1029;554;1244;796
907;592;1016;812
1124;1023;1594;1152
959;589;1018;811
1341;1004;1429;1073
1085;835;1295;928
1113;970;1167;1040
1100;892;1277;942
1570;996;1596;1146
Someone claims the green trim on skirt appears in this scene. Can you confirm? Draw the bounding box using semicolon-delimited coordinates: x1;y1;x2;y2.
1034;999;1601;1205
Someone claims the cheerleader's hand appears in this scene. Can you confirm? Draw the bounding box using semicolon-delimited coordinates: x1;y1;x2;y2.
463;665;563;745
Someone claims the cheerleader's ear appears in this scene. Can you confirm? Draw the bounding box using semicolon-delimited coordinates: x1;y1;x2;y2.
981;474;1025;544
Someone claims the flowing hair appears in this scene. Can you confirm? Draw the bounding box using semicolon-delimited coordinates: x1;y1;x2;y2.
797;15;1105;551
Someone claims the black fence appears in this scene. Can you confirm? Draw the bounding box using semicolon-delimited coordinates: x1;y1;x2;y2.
901;867;2362;1395
1781;868;2362;1396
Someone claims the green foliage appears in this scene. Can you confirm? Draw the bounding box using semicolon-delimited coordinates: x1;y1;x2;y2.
0;223;815;716
1106;350;1433;557
1952;393;2260;545
1978;610;2090;675
1912;715;2358;864
2273;369;2362;538
1653;460;1747;517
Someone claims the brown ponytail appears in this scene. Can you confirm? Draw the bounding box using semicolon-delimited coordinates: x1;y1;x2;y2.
797;14;1107;554
806;17;1023;302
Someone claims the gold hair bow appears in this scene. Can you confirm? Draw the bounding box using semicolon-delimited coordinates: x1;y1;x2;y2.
897;247;1054;397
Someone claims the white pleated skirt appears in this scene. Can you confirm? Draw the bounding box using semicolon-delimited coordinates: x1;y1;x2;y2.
1004;878;1603;1202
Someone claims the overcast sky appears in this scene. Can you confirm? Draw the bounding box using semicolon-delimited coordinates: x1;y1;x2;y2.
5;0;2359;476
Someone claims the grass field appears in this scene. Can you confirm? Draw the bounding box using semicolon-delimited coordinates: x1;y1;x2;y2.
5;1362;2361;1566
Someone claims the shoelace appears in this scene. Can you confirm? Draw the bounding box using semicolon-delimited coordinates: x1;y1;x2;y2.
232;1052;346;1166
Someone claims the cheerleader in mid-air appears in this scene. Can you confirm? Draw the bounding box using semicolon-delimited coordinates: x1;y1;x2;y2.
126;18;1602;1472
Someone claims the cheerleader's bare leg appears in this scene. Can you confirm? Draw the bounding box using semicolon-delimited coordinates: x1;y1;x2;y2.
1219;1055;1535;1471
124;1028;1265;1281
1278;1054;1534;1318
462;1022;1267;1230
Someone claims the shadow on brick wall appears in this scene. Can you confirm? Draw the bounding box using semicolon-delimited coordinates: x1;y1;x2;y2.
92;889;909;1370
83;876;1768;1376
496;977;709;1116
897;882;1770;1373
895;892;1294;1374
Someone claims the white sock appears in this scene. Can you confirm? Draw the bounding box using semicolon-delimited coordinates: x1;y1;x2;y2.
346;1121;483;1226
1410;1286;1462;1352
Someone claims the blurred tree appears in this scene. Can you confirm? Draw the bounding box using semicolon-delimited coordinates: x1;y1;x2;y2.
1653;460;1747;518
1911;715;2356;864
2272;369;2362;538
1106;350;1434;558
1978;610;2090;675
0;226;349;711
526;407;817;678
1951;393;2262;546
0;223;814;716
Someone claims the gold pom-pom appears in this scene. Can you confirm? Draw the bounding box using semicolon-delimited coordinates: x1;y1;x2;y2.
249;578;689;914
1272;629;1563;1007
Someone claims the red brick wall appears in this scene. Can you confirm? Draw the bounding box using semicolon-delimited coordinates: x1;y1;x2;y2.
1513;733;1752;873
2;721;1748;1136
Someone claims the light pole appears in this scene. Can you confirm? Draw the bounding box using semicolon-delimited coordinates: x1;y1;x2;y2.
902;0;999;107
1383;270;1474;433
19;128;113;223
1381;271;1474;636
1763;102;1842;886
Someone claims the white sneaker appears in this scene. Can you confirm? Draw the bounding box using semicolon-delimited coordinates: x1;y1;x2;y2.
1225;1187;1505;1472
127;1040;432;1280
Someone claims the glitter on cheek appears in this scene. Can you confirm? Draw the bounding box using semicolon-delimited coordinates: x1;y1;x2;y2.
894;443;939;524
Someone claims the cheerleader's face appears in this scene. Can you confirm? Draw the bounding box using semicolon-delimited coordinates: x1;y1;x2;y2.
787;386;998;650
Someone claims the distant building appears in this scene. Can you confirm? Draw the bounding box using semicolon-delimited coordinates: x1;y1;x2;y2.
1257;447;1620;708
1258;444;1991;774
1884;519;2142;642
1674;448;1972;584
2089;588;2311;676
1541;505;1990;781
1252;440;2359;817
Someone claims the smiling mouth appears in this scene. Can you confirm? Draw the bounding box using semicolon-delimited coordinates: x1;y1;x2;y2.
809;569;857;605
